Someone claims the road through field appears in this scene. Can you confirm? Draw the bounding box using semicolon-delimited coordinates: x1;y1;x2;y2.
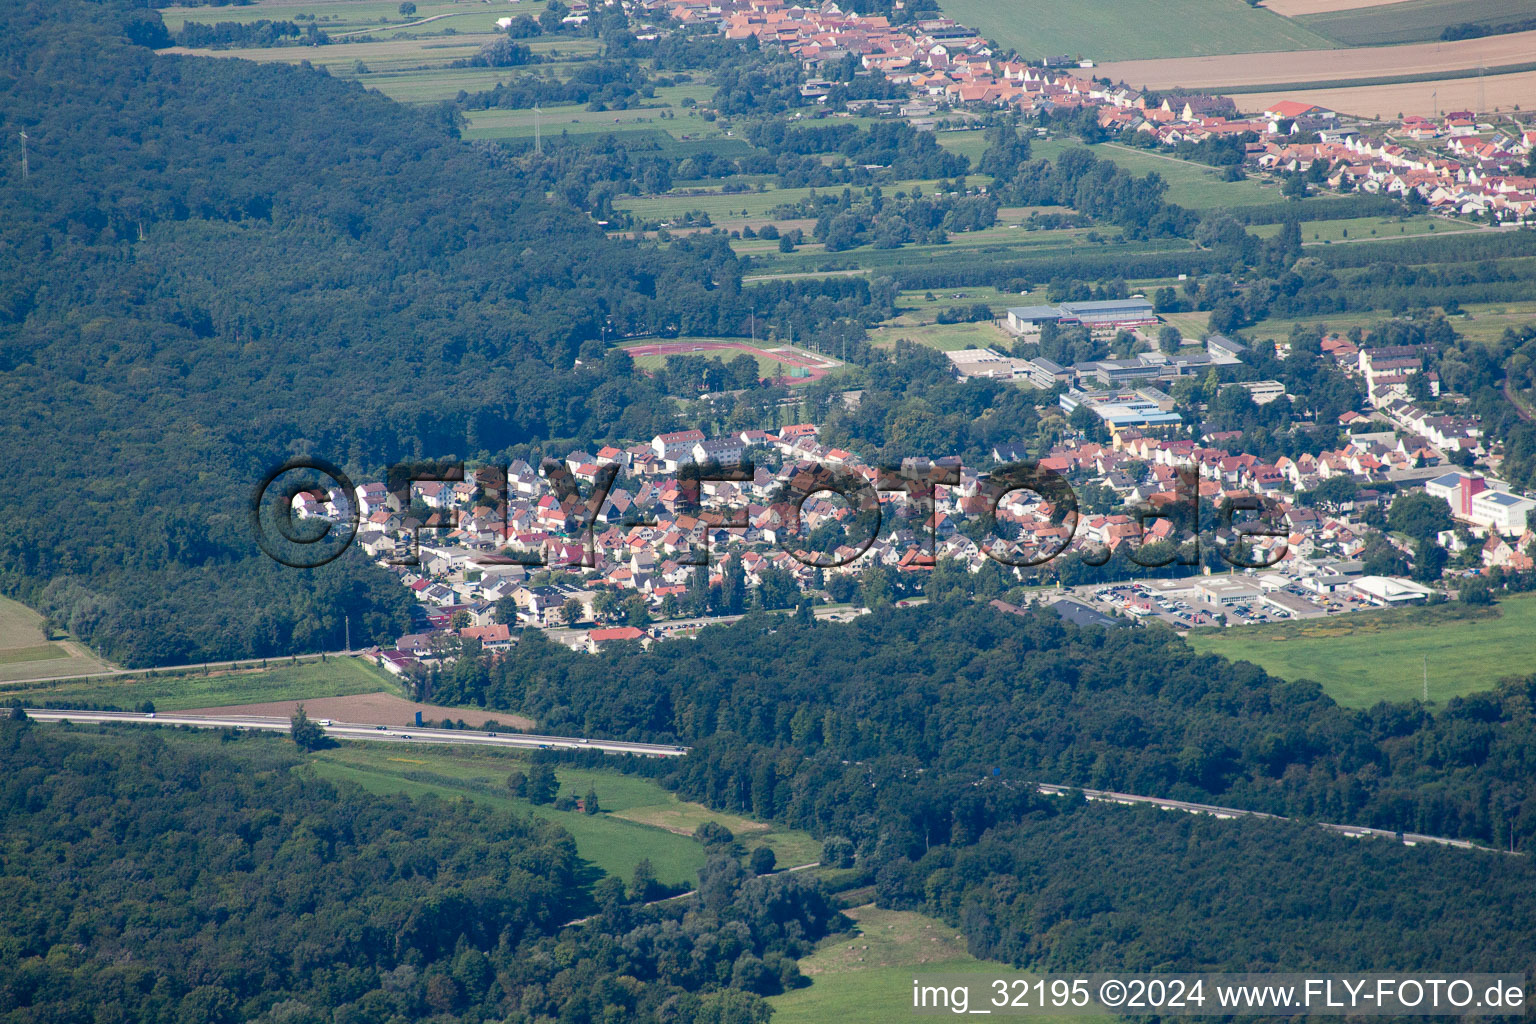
1097;29;1536;89
22;708;690;756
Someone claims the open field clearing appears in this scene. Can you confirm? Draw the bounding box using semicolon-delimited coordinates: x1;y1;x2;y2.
462;105;689;141
1243;298;1536;345
936;0;1336;61
1295;0;1536;46
1264;0;1414;15
894;286;1040;321
163;32;505;73
1248;214;1481;242
934;127;993;165
1097;29;1536;89
0;596;110;683
873;320;1014;352
157;0;508;34
616;179;954;222
344;66;533;102
1232;70;1536;116
622;338;844;383
1033;139;1283;208
4;656;402;710
1187;594;1536;707
307;742;820;884
309;744;710;885
769;905;1104;1024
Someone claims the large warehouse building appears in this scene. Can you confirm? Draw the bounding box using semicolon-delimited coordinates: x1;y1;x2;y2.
1007;298;1157;332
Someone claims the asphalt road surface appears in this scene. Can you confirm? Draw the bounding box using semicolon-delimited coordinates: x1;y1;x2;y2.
1034;783;1486;852
20;709;689;757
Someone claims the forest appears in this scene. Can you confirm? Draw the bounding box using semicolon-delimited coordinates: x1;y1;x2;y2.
0;0;887;665
429;604;1536;852
423;605;1536;976
0;720;843;1023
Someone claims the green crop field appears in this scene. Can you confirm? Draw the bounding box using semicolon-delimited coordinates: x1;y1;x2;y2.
1187;595;1536;707
307;742;818;885
0;595;112;683
1249;215;1480;244
936;0;1335;61
1296;0;1536;46
1034;139;1282;209
5;656;402;710
1243;296;1536;347
770;905;1104;1024
935;127;994;166
157;0;488;34
463;105;686;142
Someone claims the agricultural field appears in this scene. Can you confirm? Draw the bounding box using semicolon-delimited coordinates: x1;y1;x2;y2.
0;595;110;684
4;655;403;710
934;127;994;166
616;179;956;224
1241;296;1536;346
1232;71;1536;117
1033;140;1281;209
307;741;819;885
1294;0;1536;46
1264;0;1415;15
770;905;1104;1024
1248;214;1481;243
157;0;494;35
936;0;1336;61
1095;29;1536;89
1186;594;1536;707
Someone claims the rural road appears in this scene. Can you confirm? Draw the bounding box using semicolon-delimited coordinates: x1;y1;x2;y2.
20;709;689;757
1033;783;1490;853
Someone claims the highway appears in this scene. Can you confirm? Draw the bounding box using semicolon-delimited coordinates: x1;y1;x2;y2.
19;709;689;757
1034;783;1491;853
17;711;1495;851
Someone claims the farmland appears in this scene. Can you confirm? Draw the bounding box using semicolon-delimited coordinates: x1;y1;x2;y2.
1294;0;1536;46
1034;139;1282;209
769;905;1104;1024
934;0;1336;61
1232;70;1536;117
0;595;110;683
1263;0;1415;15
1186;595;1536;707
1095;29;1536;89
3;655;405;710
305;741;819;886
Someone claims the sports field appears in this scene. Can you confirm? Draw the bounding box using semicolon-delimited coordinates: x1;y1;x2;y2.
622;338;844;385
936;0;1336;61
1187;595;1536;707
